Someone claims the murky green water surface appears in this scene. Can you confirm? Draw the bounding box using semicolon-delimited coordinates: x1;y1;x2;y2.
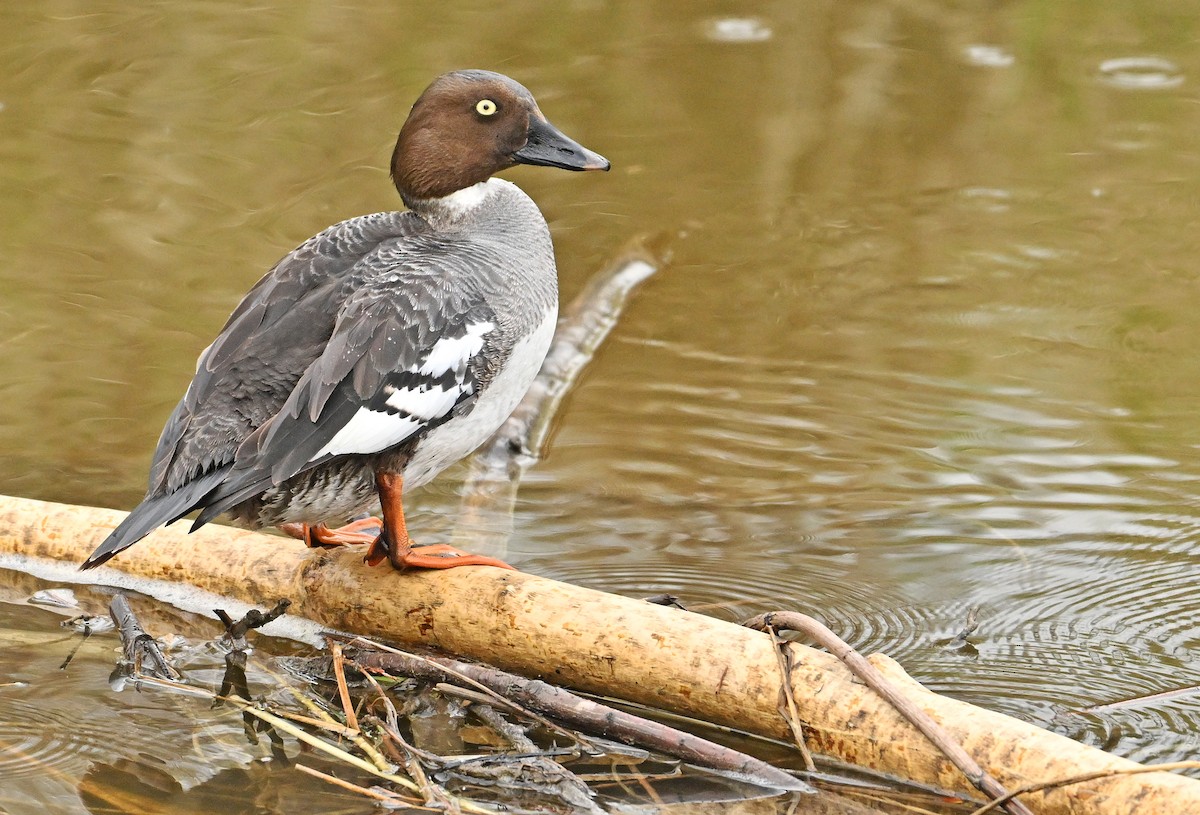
4;0;1200;811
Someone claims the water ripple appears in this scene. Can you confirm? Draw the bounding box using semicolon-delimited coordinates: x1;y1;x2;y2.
1098;56;1185;90
534;553;944;661
0;695;106;779
522;326;1200;766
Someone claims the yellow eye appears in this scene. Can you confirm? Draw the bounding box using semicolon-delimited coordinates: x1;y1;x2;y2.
475;99;497;116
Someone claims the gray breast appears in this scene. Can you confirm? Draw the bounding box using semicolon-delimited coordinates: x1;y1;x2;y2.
400;179;561;488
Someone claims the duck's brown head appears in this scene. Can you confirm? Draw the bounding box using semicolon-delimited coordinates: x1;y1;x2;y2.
391;69;610;206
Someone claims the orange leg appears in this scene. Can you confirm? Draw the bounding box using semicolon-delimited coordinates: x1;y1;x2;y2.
280;517;381;548
366;471;515;571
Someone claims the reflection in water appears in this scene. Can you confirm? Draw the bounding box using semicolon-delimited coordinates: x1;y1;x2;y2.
4;0;1200;810
77;761;354;815
80;762;263;815
0;607;249;812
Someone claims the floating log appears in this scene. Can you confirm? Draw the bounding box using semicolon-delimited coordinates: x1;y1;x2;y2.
0;492;1197;814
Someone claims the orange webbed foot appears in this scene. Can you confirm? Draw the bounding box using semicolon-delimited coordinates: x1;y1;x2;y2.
385;542;514;571
363;537;513;570
365;470;515;570
280;518;382;548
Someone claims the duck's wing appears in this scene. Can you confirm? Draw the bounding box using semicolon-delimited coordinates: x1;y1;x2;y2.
81;213;421;570
148;212;420;497
189;258;499;527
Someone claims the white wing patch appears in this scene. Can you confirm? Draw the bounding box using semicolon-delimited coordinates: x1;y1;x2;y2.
307;321;494;461
420;321;494;376
403;308;556;489
312;408;422;459
384;382;460;421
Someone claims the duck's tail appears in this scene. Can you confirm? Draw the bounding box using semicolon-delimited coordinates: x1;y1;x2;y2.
79;467;229;570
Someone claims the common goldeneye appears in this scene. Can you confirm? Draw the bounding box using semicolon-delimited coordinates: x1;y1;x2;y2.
82;69;609;571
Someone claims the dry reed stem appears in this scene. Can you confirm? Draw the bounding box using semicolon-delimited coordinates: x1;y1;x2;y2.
329;641;360;733
294;763;413;805
764;622;817;772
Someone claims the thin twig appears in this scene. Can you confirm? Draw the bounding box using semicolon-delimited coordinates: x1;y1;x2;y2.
271;709;360;739
250;657;400;773
350;662;444;788
223;693;420;793
764;624;817;772
1083;685;1200;713
277;638;401;774
746;612;1033;815
58;614;108;671
966;761;1200;815
344;656;452;772
377;718;457;811
255;659;347;725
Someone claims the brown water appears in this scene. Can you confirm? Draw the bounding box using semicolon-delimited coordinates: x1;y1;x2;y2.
4;0;1200;811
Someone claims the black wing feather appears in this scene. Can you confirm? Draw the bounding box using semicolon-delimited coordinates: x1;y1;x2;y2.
84;213;427;568
80;466;230;570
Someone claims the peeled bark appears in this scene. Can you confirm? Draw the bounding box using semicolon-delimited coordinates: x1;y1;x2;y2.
1;492;1198;814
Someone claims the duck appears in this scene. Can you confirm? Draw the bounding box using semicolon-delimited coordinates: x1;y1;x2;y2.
81;69;609;572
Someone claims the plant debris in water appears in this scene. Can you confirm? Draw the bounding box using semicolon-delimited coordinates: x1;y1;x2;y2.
84;590;979;814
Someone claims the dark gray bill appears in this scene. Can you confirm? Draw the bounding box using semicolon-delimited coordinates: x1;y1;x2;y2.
513;116;610;171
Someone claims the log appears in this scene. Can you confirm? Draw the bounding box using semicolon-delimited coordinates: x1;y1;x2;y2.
1;492;1197;814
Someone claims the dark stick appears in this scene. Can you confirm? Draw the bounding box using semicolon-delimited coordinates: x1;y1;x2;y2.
108;593;179;681
214;599;292;647
343;641;810;792
763;624;817;772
